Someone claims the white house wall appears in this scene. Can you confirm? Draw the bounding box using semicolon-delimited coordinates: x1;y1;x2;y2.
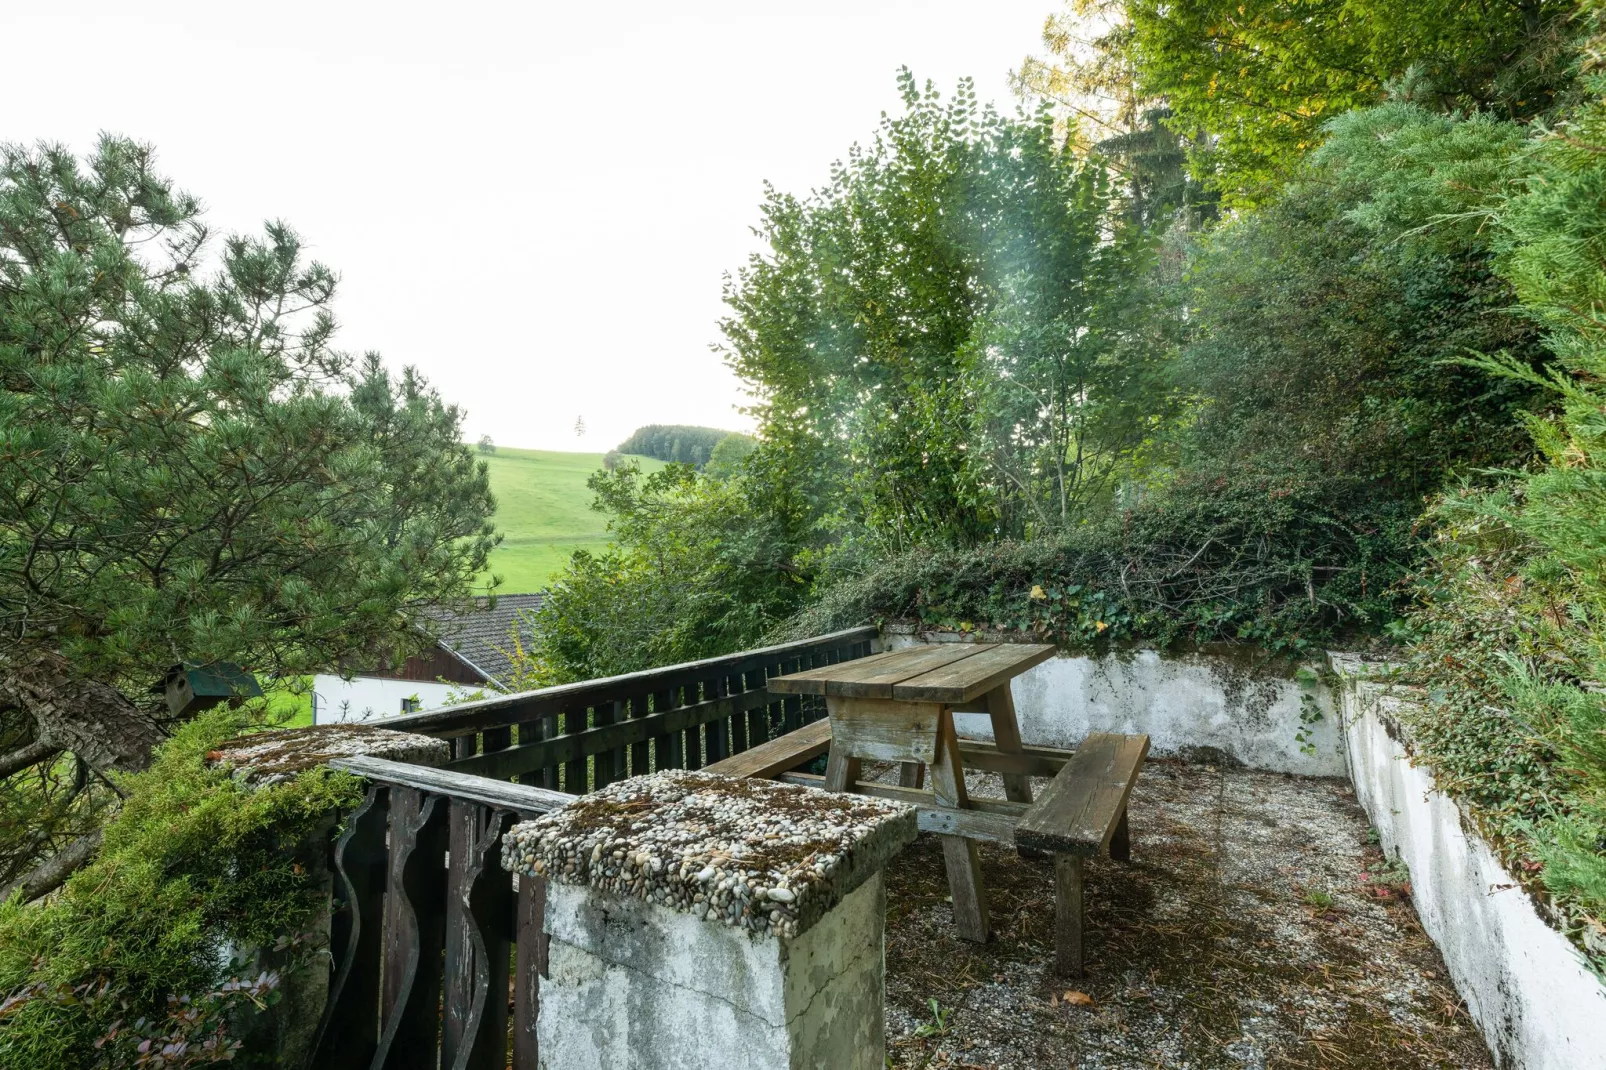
310;674;465;725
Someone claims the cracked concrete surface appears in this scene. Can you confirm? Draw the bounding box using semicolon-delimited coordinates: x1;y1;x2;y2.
880;758;1493;1069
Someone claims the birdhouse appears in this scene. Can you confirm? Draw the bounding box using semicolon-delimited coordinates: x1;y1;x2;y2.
152;662;264;717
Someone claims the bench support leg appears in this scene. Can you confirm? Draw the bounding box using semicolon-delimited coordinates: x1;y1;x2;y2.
941;836;990;942
1053;854;1084;977
897;762;924;789
1110;810;1130;863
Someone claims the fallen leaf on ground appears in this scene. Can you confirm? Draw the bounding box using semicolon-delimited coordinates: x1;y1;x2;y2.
1063;990;1094;1006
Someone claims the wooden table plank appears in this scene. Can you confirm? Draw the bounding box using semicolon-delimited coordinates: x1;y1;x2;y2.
891;643;1057;703
818;644;984;698
763;648;903;694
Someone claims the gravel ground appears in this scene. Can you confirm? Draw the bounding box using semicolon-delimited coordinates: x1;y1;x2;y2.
879;758;1493;1070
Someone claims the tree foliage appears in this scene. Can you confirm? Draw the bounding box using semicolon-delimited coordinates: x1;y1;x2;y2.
722;72;1164;553
1402;59;1606;950
530;461;817;681
0;137;496;893
613;424;729;467
1121;0;1577;201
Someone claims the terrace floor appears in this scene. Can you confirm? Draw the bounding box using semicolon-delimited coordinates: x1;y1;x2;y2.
877;758;1492;1070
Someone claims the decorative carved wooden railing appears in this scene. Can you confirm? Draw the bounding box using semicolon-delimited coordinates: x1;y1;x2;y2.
307;628;877;1069
381;626;877;788
310;757;564;1070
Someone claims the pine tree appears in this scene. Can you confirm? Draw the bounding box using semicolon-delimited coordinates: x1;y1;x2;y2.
0;137;497;898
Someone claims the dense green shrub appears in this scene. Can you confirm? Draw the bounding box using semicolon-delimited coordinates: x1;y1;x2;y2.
530;461;818;681
1399;65;1606;958
0;711;363;1068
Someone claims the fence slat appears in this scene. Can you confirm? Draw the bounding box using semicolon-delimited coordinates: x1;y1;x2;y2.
443;804;514;1070
628;692;651;777
374;788;449;1070
664;685;686;769
684;681;706;771
747;667;771;750
311;784;388;1068
592;699;621;790
512;875;546;1070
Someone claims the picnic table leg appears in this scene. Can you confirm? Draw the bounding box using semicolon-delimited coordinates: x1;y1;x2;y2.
929;710;990;942
1053;854;1084;977
983;685;1033;804
1110;810;1131;862
822;748;861;794
897;762;924;789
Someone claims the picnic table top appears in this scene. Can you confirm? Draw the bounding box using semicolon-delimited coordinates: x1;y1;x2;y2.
767;642;1056;704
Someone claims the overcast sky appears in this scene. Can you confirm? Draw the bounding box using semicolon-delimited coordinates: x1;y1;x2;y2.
11;1;1052;451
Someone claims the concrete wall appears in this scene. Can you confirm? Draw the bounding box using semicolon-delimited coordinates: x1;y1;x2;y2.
1333;656;1606;1070
310;674;461;725
883;633;1345;776
539;873;888;1070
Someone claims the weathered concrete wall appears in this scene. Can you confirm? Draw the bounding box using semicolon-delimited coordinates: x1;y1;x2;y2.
539;874;887;1070
883;632;1344;776
1333;656;1606;1070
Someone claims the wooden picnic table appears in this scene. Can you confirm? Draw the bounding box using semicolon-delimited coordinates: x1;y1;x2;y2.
765;642;1055;943
727;641;1149;975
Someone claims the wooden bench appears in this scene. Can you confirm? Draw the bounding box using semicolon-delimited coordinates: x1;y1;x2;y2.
1015;732;1149;976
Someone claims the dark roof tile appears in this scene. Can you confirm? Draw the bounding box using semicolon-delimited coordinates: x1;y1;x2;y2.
422;593;546;688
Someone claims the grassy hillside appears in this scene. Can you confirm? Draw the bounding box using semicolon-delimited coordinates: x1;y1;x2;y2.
480;447;665;592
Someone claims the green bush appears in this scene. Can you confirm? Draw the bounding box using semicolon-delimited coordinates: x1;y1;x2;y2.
0;710;363;1068
1392;65;1606;964
783;461;1417;654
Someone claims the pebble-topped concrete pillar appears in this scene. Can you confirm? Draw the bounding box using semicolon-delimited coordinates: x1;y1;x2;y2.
501;769;917;1070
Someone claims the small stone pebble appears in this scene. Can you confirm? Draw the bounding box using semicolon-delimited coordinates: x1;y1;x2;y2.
501;769;914;940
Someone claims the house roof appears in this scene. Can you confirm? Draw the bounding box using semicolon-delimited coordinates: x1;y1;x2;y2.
424;593;546;689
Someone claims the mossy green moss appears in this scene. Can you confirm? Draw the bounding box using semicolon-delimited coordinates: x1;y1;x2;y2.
0;709;364;1068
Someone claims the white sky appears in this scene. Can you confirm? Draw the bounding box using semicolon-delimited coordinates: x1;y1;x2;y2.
10;1;1052;451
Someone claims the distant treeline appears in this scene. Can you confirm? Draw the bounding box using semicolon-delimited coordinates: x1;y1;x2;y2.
615;425;729;467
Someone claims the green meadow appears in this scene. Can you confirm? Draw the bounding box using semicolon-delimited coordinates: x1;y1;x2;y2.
479;446;665;593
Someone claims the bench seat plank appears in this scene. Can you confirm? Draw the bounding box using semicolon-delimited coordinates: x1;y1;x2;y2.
702;717;832;779
1014;733;1149;857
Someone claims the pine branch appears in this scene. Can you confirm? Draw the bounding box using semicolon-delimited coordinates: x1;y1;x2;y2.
0;828;101;904
0;738;60;782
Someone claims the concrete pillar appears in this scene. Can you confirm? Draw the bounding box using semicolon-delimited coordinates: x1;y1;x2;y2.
501;768;917;1070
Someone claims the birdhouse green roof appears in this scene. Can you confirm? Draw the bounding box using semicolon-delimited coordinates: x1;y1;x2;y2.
152;662;264;698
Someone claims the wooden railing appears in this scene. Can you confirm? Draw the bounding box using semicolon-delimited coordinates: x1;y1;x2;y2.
306;628;877;1069
310;757;564;1070
380;626;877;788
